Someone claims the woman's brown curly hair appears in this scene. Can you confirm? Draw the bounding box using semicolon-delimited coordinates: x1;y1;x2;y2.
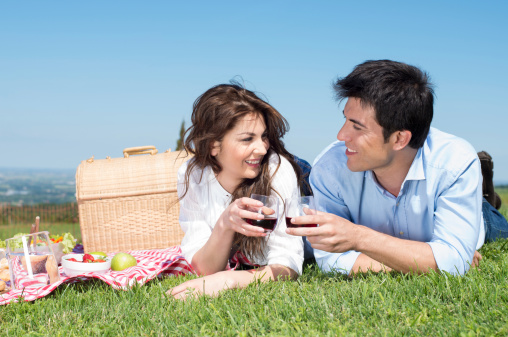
179;83;302;260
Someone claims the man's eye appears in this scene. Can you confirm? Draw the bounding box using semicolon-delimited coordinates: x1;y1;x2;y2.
353;124;361;131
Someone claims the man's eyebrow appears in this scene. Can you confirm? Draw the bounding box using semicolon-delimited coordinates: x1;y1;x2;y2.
342;110;367;128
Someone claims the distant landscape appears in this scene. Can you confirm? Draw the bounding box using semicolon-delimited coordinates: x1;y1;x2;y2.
0;167;507;206
0;167;76;205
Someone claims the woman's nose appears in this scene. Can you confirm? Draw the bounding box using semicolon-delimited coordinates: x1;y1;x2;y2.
254;139;268;155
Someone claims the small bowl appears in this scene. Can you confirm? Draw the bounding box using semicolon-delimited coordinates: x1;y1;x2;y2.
61;254;111;277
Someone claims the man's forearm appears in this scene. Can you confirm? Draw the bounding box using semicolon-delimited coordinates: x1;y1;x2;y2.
353;225;438;274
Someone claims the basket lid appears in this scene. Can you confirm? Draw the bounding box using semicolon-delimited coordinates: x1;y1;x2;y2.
76;150;191;201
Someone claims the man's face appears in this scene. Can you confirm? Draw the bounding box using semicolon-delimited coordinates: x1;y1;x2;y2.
337;97;397;173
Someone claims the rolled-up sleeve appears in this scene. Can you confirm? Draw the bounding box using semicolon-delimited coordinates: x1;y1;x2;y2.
428;158;482;275
177;164;213;264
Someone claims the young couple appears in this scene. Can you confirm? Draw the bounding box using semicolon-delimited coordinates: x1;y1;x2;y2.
168;60;508;300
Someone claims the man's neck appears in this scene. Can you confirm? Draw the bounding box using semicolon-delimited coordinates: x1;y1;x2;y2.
373;147;418;197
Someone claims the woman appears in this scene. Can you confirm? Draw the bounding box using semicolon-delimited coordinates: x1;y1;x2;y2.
167;83;304;299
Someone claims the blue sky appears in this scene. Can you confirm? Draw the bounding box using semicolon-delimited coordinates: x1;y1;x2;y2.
1;1;508;183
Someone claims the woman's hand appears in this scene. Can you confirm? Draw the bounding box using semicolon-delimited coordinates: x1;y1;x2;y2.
219;197;268;237
167;271;237;300
167;265;297;301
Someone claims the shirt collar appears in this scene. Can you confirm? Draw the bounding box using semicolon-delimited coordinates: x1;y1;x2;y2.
405;147;426;181
364;147;425;198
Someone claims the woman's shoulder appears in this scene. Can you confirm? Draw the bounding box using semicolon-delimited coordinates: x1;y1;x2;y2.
267;153;295;175
177;159;214;186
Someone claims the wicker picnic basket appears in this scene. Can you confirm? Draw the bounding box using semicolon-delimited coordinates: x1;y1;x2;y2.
75;146;192;254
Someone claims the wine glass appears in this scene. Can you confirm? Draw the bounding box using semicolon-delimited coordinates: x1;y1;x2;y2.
5;231;60;290
244;194;280;233
285;196;318;228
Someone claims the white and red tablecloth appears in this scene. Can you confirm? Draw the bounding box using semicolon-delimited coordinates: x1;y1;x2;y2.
0;246;195;305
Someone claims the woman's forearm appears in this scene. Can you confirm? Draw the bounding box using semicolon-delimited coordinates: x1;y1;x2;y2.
190;216;236;275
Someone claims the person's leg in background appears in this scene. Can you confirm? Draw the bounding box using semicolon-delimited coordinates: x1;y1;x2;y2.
479;151;508;242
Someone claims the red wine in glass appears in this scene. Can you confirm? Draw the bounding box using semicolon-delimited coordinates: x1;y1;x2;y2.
245;218;277;232
285;217;318;228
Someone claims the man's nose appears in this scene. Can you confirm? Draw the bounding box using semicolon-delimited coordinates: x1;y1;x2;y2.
337;125;349;142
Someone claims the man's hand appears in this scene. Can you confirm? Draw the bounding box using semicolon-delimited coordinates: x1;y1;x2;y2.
471;250;482;269
285;210;358;253
286;209;438;274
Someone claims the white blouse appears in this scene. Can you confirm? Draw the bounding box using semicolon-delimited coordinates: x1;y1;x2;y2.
178;153;304;275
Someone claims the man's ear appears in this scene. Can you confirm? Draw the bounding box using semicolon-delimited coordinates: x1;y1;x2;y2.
210;141;221;157
392;130;412;151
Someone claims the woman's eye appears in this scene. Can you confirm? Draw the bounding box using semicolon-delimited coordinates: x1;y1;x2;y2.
241;137;253;142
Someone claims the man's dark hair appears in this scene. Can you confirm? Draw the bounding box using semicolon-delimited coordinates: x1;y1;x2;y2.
334;60;434;149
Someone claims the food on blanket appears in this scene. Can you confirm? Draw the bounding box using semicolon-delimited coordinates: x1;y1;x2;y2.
111;253;137;271
21;255;49;274
49;233;76;254
64;254;106;263
83;254;94;263
0;269;10;282
0;258;8;270
0;279;5;291
89;251;107;259
61;253;112;276
9;232;76;255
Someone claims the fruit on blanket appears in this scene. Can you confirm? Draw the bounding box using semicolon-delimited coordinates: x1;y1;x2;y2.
90;251;107;259
111;253;137;271
83;254;94;263
0;279;5;291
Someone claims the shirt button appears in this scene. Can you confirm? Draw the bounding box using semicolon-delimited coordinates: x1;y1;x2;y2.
399;231;404;235
396;203;400;207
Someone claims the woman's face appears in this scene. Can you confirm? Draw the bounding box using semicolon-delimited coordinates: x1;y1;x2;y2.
211;113;269;193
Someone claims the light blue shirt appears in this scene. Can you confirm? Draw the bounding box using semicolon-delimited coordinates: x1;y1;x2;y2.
311;127;484;275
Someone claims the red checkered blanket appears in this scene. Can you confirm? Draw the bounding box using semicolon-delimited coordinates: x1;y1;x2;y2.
0;246;194;305
1;246;257;305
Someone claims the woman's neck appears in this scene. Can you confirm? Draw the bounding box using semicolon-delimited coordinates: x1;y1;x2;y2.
215;172;240;194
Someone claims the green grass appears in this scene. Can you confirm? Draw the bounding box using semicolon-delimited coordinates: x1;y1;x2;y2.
1;191;508;336
1;240;508;336
497;187;508;218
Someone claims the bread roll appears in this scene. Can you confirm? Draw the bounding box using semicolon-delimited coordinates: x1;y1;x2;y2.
0;269;9;282
0;258;8;270
21;255;48;274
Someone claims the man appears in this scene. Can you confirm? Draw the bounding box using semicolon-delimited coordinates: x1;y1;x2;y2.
286;59;485;275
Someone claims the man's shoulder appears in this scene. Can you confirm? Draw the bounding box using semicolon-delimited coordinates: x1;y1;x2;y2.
423;127;479;175
311;141;360;179
312;141;347;169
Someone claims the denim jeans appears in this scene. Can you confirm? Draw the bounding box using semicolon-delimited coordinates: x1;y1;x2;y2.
293;155;312;197
483;197;508;242
293;155;314;259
